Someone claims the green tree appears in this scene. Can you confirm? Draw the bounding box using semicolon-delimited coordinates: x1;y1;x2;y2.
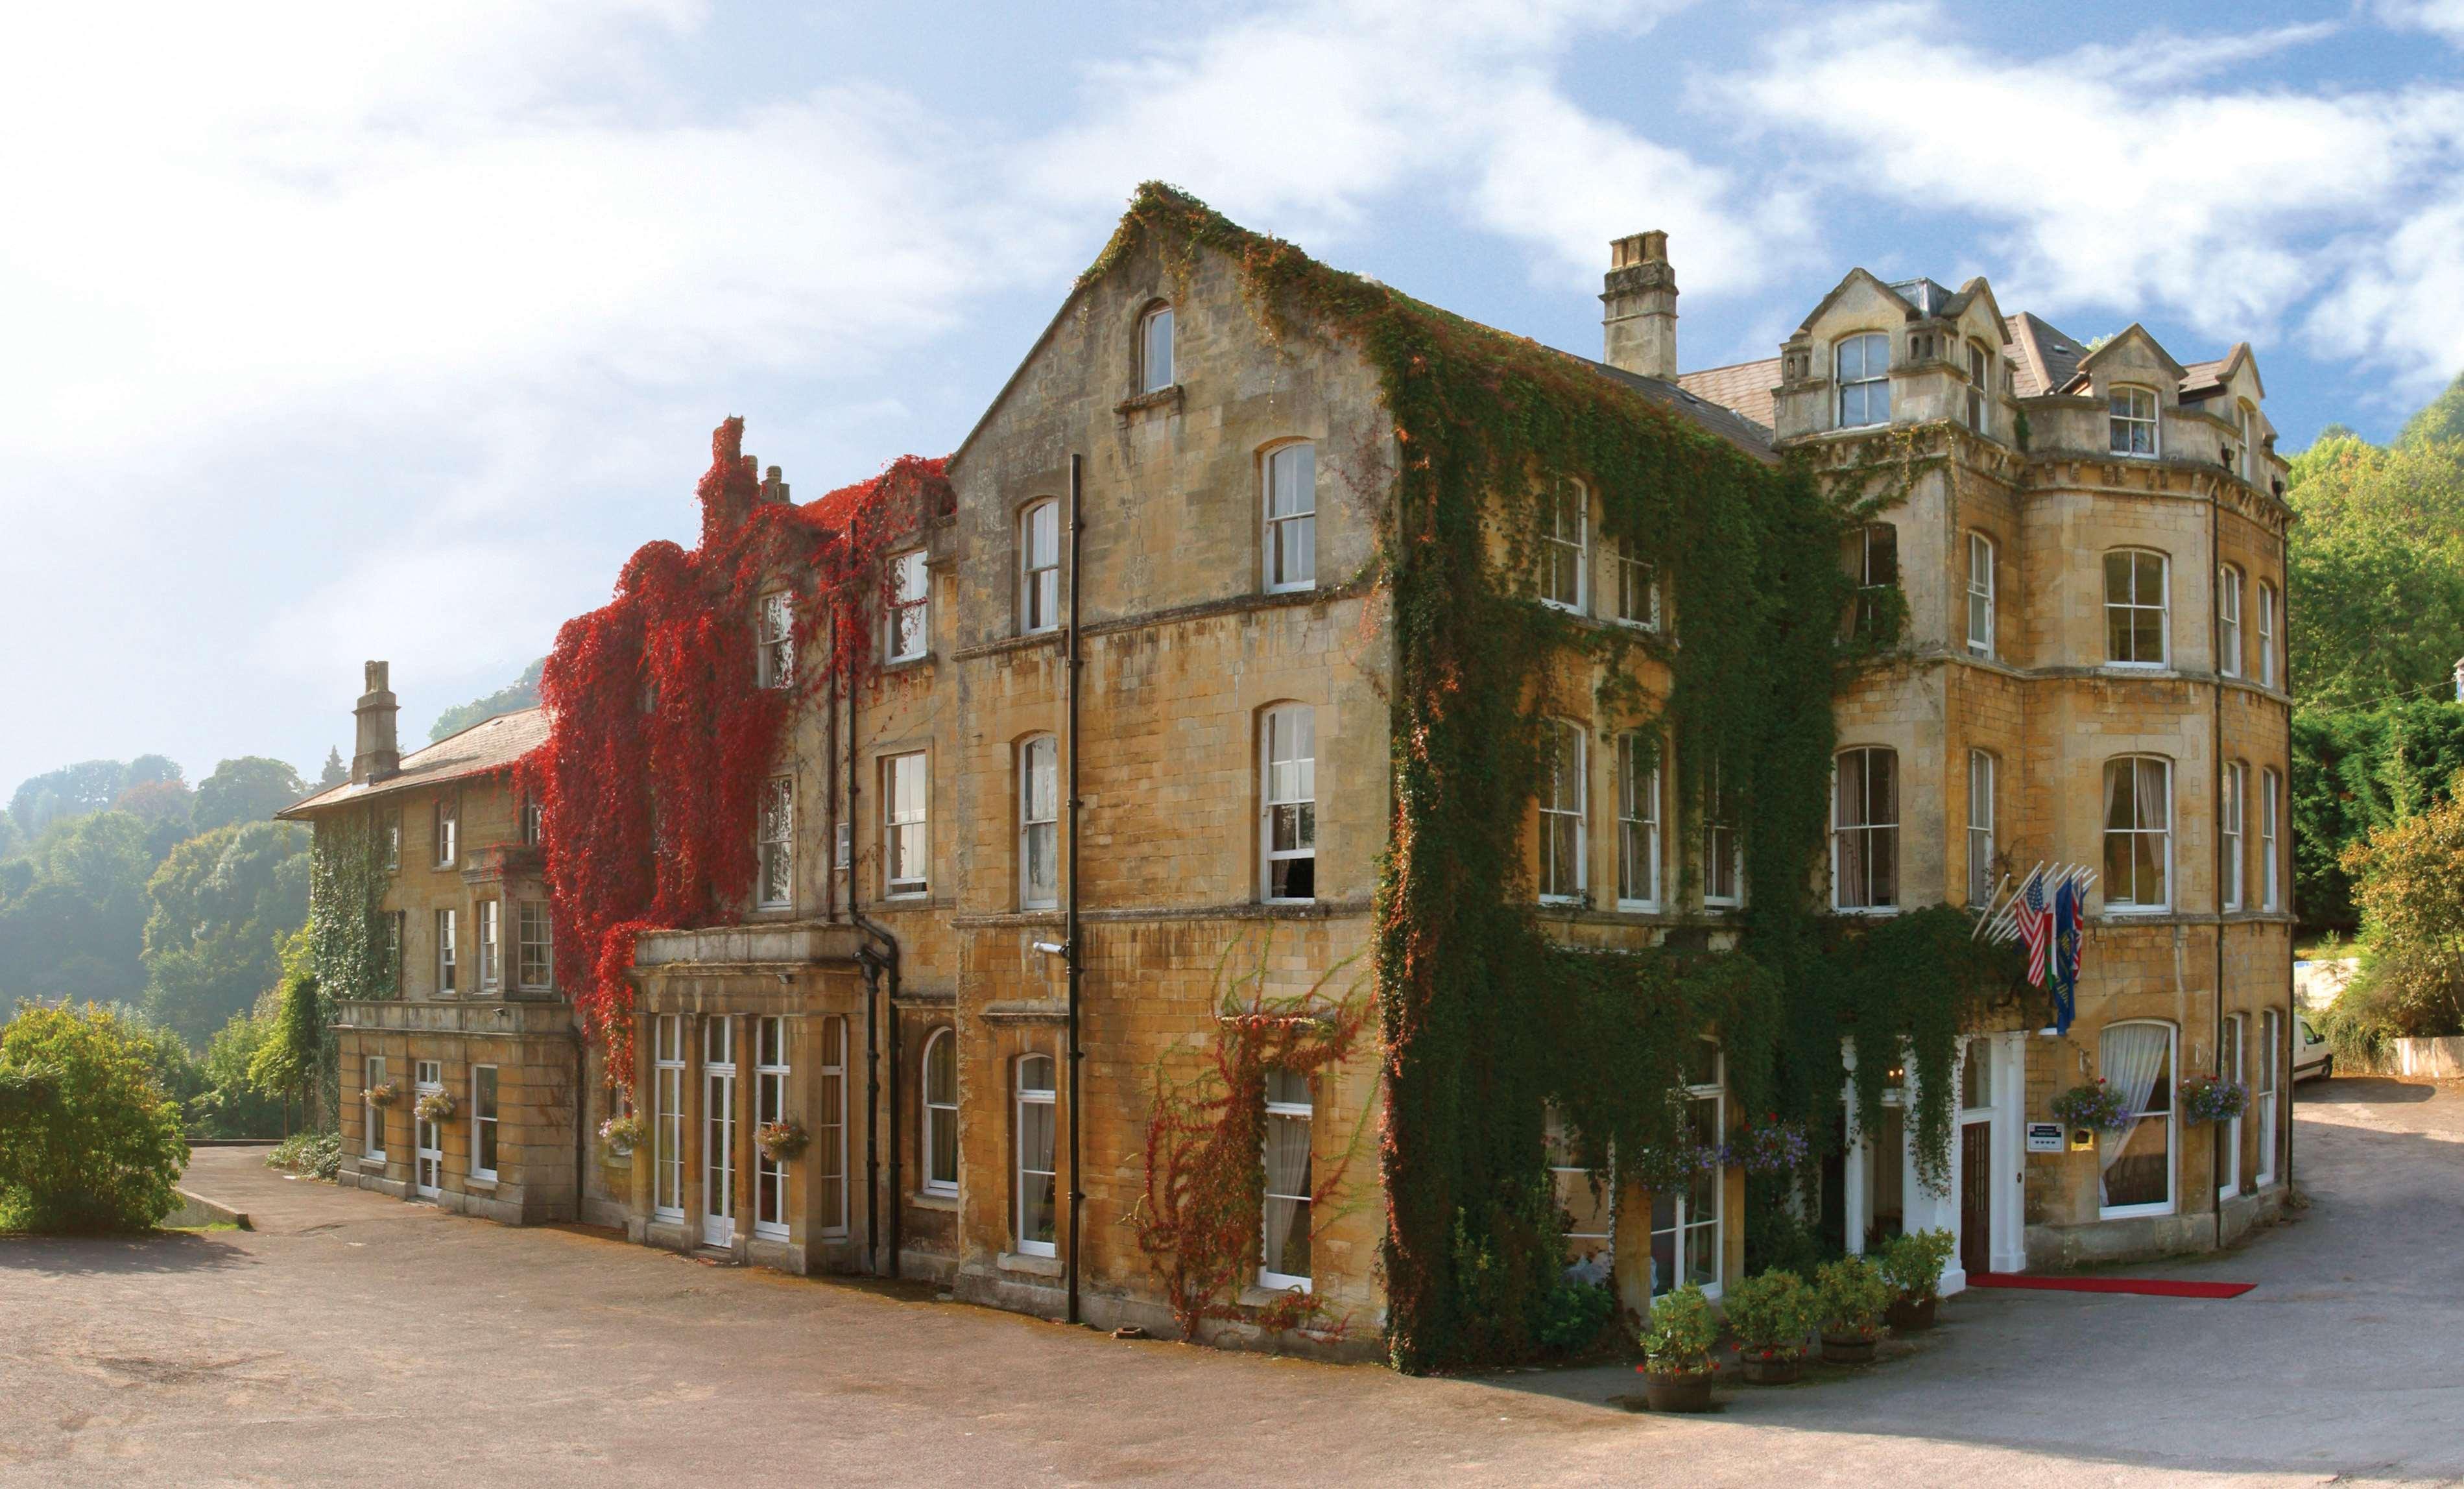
189;999;287;1138
139;821;311;1043
2288;434;2464;709
193;757;307;834
0;1003;189;1232
249;964;324;1122
0;811;153;1010
429;657;544;742
317;748;348;789
2398;371;2464;449
6;756;182;840
2339;782;2464;1038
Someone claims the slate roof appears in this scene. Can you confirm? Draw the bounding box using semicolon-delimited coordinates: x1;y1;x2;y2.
2004;312;2092;398
1675;358;1783;434
278;706;549;819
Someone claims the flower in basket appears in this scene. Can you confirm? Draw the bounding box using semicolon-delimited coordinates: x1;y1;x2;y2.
413;1089;457;1124
2179;1074;2248;1126
1638;1283;1720;1377
754;1120;809;1161
1723;1269;1820;1361
1874;1228;1956;1306
1629;1140;1726;1192
2049;1078;2135;1134
1725;1117;1810;1176
365;1081;401;1109
599;1113;646;1153
1814;1255;1893;1342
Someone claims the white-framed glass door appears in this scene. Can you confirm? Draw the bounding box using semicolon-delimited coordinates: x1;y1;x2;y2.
1016;1054;1058;1259
702;1017;738;1247
413;1059;444;1198
754;1016;789;1241
652;1015;685;1221
2218;1014;2244;1201
1649;1043;1725;1302
2256;1010;2280;1186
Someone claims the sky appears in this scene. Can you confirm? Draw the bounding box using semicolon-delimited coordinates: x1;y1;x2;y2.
5;0;2463;799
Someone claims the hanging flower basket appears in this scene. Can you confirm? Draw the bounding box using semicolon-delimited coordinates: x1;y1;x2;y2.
413;1090;457;1124
754;1120;809;1162
2180;1075;2248;1126
1629;1141;1725;1192
2049;1079;2134;1134
1726;1118;1810;1175
600;1113;645;1157
365;1081;401;1110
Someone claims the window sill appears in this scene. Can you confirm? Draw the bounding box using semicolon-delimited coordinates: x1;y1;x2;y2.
911;1189;958;1211
881;654;932;673
1263;581;1317;598
999;1250;1064;1278
467;1177;498;1192
1243;1279;1312;1305
1114;385;1184;418
1833;905;1901;918
2099;1202;2176;1221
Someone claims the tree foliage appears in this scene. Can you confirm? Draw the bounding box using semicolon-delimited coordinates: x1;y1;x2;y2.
2338;782;2464;1038
193;756;307;834
139;821;311;1043
2287;433;2464;712
0;811;153;1014
430;657;545;743
0;1003;189;1233
6;755;183;842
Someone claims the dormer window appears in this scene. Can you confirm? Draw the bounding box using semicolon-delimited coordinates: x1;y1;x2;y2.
1836;333;1891;428
1965;341;1992;433
2109;387;2159;457
1140;304;1175;394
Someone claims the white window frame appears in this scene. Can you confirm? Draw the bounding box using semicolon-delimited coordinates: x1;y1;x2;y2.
1650;1042;1726;1302
2217;564;2243;679
1015;1053;1059;1259
1967;749;1996;907
1545;1106;1614;1279
435;907;457;994
754;1015;791;1241
1018;736;1059;911
382;809;401;872
2261;767;2282;912
2104;549;2171;667
2218;1013;2244;1202
2099;1019;2177;1219
884;549;927;663
470;1064;499;1182
520;794;542;848
1264;442;1317;594
1020;500;1060;634
1836;332;1891;429
1612;536;1660;630
1538;721;1586;904
1966;532;1996;657
2103;756;2174;914
1617;733;1660;912
363;1056;388;1160
758;590;794;688
2257;582;2278;689
1538;482;1588;613
2256;1009;2280;1187
1832;746;1899;914
2219;761;2247;911
476;899;500;994
819;1015;848;1235
922;1029;959;1197
1703;757;1743;909
758;774;794;910
883;752;928;899
652;1015;685;1220
1140;303;1174;394
434;795;458;868
516;900;552;991
1965;340;1992;433
1260;1066;1313;1294
2109;385;2159;457
1261;705;1317;904
1850;523;1897;639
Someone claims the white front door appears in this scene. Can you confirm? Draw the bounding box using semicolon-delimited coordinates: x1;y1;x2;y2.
702;1018;737;1247
414;1060;444;1199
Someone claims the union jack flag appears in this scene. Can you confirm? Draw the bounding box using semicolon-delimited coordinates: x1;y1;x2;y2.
2016;871;2053;986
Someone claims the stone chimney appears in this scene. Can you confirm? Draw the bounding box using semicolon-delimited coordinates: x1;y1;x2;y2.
761;464;790;505
1602;230;1678;381
352;660;401;785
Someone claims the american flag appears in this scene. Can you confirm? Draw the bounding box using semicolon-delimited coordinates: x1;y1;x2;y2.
2016;871;2053;986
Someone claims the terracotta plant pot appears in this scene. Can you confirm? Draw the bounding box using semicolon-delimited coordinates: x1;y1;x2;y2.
1739;1352;1802;1385
1821;1332;1877;1364
1885;1295;1938;1333
1640;1368;1716;1412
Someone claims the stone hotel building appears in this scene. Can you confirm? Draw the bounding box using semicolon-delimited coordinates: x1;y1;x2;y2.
288;194;2295;1354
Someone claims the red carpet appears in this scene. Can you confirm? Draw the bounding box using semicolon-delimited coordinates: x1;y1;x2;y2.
1970;1272;2255;1299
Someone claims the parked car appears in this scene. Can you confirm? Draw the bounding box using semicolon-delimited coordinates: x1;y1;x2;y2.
2293;1015;2334;1082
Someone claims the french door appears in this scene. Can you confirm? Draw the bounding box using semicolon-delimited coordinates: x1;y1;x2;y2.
702;1018;738;1247
414;1059;444;1198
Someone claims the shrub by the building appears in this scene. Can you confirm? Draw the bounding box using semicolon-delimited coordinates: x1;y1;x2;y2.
0;1003;189;1232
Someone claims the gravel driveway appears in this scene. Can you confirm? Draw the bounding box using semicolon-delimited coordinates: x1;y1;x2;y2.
3;1078;2458;1488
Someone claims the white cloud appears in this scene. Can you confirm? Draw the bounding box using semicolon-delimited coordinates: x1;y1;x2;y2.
2379;0;2464;43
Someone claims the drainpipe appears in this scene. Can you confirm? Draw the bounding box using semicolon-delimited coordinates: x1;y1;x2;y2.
571;1021;588;1224
825;669;839;924
2212;487;2226;1253
2280;517;2296;1200
1065;452;1086;1328
845;587;905;1280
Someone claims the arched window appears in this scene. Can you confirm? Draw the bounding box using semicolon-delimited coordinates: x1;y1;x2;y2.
2103;756;2173;911
1260;1066;1313;1292
1538;721;1586;903
2103;549;2170;666
1015;1054;1057;1257
1140;304;1175;394
1263;443;1317;593
1260;705;1316;902
1020;500;1060;634
1538;481;1588;612
1837;333;1891;427
2217;564;2243;678
2109;386;2159;456
1966;532;1996;657
1019;736;1059;910
2098;1020;2175;1217
1833;746;1898;912
922;1030;958;1196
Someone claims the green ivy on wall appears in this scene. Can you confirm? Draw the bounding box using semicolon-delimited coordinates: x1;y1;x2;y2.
305;806;392;1003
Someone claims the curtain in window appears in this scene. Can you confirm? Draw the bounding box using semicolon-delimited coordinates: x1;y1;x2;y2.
2098;1023;2171;1204
1262;1108;1313;1279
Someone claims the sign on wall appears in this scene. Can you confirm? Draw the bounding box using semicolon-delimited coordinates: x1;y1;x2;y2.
2025;1122;2066;1154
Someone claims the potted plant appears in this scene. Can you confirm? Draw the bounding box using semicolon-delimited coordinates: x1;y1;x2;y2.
1723;1269;1819;1383
1815;1255;1892;1364
365;1080;400;1109
2180;1074;2247;1126
1636;1284;1720;1411
413;1089;457;1124
600;1112;645;1158
1876;1228;1956;1333
754;1119;809;1162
